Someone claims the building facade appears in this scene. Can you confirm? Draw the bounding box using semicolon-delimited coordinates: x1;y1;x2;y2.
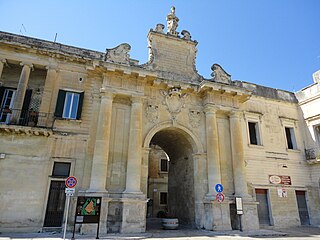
0;7;319;234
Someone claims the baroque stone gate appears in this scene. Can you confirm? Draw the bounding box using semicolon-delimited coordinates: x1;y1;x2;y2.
1;7;320;234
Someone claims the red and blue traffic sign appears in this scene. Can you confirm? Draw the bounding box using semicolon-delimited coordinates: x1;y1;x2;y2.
216;193;225;203
65;176;77;188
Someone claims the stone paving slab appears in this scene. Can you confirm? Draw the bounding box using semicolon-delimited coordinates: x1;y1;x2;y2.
0;228;287;240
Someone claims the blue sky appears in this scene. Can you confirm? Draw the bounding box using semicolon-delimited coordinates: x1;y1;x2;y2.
0;0;319;92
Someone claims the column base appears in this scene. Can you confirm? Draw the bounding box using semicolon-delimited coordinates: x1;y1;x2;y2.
202;198;232;231
120;197;146;233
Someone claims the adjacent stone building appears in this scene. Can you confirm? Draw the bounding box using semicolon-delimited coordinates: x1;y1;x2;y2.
0;7;319;234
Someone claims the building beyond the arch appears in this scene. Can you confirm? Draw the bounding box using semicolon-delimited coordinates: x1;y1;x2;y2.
0;7;320;234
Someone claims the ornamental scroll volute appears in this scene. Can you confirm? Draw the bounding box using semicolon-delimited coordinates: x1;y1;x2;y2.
160;87;188;120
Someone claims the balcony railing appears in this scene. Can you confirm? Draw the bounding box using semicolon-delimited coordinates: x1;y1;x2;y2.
0;108;53;128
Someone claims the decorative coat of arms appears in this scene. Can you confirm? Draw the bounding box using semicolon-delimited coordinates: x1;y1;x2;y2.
105;43;131;65
146;103;159;124
189;109;201;128
160;87;187;120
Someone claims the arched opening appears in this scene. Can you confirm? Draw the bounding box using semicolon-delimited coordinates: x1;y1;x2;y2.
146;126;197;229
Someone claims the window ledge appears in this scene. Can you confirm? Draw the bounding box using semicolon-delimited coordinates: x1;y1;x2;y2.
55;118;82;123
248;144;264;149
286;148;301;153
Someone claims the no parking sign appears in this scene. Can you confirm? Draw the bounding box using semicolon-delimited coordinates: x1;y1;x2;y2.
65;176;77;188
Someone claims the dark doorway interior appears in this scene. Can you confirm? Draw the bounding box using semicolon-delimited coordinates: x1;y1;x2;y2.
43;181;66;227
295;190;310;225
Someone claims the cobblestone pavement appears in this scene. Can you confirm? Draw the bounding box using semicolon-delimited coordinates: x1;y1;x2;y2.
0;226;320;240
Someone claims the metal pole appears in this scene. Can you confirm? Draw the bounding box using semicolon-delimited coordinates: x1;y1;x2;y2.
63;196;70;240
239;214;243;232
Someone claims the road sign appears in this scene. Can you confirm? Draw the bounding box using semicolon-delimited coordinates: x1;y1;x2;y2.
215;183;224;193
65;176;77;188
216;193;225;203
65;188;75;196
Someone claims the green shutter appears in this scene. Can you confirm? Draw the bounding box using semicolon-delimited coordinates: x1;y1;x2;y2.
54;90;66;118
76;92;84;120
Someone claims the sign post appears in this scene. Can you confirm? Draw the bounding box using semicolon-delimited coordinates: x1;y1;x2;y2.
215;184;225;227
63;176;77;240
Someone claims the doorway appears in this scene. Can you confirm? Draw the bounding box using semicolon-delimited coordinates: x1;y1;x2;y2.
295;190;310;225
43;181;66;227
146;127;196;229
255;189;271;226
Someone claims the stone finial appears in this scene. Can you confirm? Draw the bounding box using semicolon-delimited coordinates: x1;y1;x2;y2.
154;24;165;33
313;70;320;83
211;64;231;84
105;43;131;65
166;6;179;36
181;30;191;40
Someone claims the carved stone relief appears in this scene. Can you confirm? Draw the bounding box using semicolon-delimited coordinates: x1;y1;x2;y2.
146;102;159;124
189;109;202;128
181;30;191;41
105;43;131;65
154;24;165;33
160;87;187;120
211;64;231;84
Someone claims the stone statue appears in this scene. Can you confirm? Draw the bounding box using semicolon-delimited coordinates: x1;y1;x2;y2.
105;43;131;65
181;30;191;40
166;6;179;36
155;24;165;33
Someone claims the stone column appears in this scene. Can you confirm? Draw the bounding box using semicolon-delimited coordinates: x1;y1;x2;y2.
38;66;58;127
229;111;249;197
0;59;6;79
204;104;222;196
11;62;33;123
88;91;114;193
124;96;143;194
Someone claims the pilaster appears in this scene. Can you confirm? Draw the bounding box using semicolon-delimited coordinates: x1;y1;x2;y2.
229;110;249;197
38;65;58;127
88;91;114;193
204;104;221;197
124;96;144;195
0;59;6;79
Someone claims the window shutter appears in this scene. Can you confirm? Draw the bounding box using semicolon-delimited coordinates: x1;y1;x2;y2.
76;92;84;120
54;90;66;118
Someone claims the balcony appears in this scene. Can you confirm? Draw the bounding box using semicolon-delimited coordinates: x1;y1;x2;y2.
0;108;53;136
305;148;320;164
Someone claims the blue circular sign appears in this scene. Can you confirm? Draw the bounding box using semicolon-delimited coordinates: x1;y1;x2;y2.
215;183;224;193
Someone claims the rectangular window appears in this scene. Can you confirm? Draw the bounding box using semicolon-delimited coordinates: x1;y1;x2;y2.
160;192;168;205
63;92;80;119
54;90;84;120
160;159;168;172
285;127;297;150
248;122;260;145
52;162;71;177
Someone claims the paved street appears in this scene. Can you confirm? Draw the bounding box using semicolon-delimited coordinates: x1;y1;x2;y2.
1;226;320;240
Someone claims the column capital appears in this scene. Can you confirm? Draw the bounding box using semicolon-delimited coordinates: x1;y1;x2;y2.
100;88;114;100
20;62;33;69
229;110;243;118
131;95;144;104
0;59;7;64
45;64;58;70
204;104;219;114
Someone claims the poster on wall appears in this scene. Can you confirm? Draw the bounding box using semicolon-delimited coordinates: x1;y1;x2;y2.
277;188;288;198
